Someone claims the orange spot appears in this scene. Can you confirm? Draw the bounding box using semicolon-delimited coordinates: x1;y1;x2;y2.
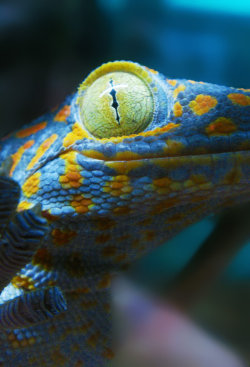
163;139;184;156
144;230;155;241
105;160;142;175
32;248;52;270
151;197;179;215
113;151;142;161
102;246;117;257
51;348;67;366
16;121;47;138
228;93;250;106
223;167;242;185
205;117;237;136
27;134;58;170
74;360;84;367
97;274;112;289
115;253;128;262
63;122;90;147
41;210;59;222
238;88;250;92
188;80;196;84
86;331;101;349
153;177;172;187
102;348;115;360
17;200;32;212
70;194;92;214
51;228;77;246
173;84;186;99
145;66;158;74
173;101;183;117
167;213;185;223
10;140;34;176
94;218;116;231
189;95;217;115
54;105;71;122
95;233;111;244
22;172;41;197
167;79;177;87
113;206;131;215
190;174;208;185
11;275;35;291
59;151;83;189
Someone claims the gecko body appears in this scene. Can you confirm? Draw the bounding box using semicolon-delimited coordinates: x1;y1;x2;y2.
0;61;249;366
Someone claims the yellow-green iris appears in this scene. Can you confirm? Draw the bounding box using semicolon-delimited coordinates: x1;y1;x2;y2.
78;71;154;138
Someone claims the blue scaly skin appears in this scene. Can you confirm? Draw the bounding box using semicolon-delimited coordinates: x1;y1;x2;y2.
0;61;249;366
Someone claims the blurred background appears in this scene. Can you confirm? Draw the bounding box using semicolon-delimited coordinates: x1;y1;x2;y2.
0;0;250;364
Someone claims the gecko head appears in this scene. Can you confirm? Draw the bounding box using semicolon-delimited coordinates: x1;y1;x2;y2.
19;61;250;219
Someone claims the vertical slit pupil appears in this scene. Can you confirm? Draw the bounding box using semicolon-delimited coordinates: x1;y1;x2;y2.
109;79;120;124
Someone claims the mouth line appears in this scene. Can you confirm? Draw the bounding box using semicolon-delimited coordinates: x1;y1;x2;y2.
73;148;250;163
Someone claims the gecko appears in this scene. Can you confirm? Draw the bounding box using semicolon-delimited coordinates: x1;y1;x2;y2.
0;60;249;366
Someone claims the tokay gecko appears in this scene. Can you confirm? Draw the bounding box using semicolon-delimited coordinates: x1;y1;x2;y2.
0;61;249;366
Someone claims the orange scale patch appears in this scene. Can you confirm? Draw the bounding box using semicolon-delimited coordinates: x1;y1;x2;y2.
228;93;250;106
54;105;71;122
104;175;131;197
16;121;47;138
114;253;128;262
11;274;35;291
189;94;217;115
70;194;92;214
166;212;185;223
113;206;131;215
153;177;172;187
10;140;34;176
22;172;41;198
223;167;242;185
205;117;237;136
94;217;116;230
51;348;67;366
41;210;59;222
86;331;101;349
102;348;115;360
167;79;177;87
163;139;185;156
32;248;53;270
102;246;117;257
173;101;183;117
145;66;159;74
95;233;111;244
51;228;77;246
190;174;209;185
150;197;179;215
59;151;83;189
112;151;142;161
97;273;112;289
27;134;58;170
144;229;155;241
173;84;186;99
63;122;90;147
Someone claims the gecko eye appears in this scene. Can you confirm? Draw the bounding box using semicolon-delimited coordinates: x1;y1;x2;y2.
77;62;155;139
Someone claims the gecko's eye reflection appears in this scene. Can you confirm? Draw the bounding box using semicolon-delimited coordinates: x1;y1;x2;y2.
78;71;154;139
